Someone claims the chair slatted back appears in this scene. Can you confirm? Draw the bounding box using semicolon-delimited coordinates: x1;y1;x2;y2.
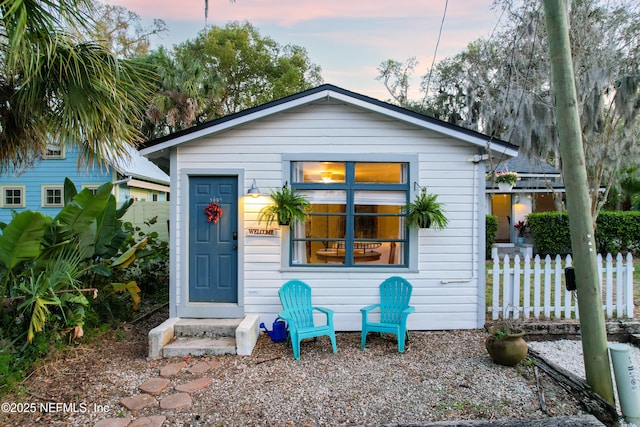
278;280;315;328
379;276;413;324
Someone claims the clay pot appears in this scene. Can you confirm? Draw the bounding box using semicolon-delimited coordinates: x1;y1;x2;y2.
485;327;528;367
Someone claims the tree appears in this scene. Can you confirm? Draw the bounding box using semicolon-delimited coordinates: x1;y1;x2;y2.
140;46;222;139
89;3;168;59
0;0;155;172
379;0;640;221
180;21;322;116
141;22;323;139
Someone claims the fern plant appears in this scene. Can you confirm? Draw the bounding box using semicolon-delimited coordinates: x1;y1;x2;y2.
258;184;311;227
404;188;448;230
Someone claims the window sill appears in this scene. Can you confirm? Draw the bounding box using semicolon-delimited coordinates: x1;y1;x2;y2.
280;266;418;273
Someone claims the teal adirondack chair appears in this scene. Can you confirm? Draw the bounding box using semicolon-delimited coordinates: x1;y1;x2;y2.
361;276;415;353
278;280;338;360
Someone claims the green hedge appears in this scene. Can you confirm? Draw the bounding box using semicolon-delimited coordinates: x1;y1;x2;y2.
595;211;640;255
486;215;497;258
526;211;640;256
527;212;572;256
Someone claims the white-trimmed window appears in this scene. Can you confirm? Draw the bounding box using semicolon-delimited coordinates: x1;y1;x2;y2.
44;143;65;159
81;185;100;196
1;186;25;208
42;185;64;207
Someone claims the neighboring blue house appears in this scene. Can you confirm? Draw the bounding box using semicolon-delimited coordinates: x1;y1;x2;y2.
0;144;170;224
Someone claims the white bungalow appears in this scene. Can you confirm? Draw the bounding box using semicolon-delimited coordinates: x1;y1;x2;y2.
141;84;518;357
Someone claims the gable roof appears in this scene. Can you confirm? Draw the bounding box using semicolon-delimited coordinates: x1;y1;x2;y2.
494;156;560;176
109;145;170;185
140;84;519;158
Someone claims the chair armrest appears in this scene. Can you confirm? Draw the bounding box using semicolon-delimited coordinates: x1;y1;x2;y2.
360;304;380;324
400;306;416;323
313;306;334;317
360;304;380;314
312;306;334;328
278;310;294;323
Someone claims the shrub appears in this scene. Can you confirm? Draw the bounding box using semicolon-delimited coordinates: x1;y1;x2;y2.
486;215;498;258
527;211;640;256
116;217;169;303
0;178;149;394
527;212;572;256
595;211;640;255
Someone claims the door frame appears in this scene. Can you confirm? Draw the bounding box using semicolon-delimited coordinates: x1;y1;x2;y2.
176;168;245;318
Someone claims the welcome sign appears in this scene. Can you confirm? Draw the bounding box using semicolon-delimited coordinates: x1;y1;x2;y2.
245;228;279;237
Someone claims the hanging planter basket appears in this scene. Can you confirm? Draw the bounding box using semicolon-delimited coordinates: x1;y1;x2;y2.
204;201;223;224
498;182;513;192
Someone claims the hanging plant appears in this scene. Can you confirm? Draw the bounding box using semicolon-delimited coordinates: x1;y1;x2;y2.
404;188;448;229
204;201;223;224
258;183;311;227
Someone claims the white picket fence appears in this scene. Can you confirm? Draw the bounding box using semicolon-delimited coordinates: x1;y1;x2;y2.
488;253;635;320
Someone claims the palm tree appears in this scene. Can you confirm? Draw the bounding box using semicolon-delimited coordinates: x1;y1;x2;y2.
0;0;155;172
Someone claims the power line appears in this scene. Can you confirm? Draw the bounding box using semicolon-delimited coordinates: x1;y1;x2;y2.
422;0;448;104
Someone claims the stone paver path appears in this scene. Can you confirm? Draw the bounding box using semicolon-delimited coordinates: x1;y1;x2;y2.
96;358;215;426
128;416;167;427
159;361;186;377
175;377;213;393
159;392;192;410
120;394;158;411
138;378;171;395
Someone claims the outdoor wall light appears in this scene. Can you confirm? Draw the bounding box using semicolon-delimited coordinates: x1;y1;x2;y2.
247;179;261;197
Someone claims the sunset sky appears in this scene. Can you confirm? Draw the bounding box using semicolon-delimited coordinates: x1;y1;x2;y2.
104;0;502;101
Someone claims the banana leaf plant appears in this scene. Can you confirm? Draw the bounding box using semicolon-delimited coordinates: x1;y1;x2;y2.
0;178;143;343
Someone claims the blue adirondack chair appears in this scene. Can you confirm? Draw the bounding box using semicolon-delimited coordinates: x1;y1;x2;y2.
278;280;338;360
360;276;416;353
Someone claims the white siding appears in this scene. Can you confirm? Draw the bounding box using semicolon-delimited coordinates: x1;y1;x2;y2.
172;101;485;330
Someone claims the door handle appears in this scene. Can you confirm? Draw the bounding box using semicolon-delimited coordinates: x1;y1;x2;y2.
233;245;237;250
232;231;238;240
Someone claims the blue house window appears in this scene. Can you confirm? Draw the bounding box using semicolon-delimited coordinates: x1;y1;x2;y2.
290;161;408;267
42;185;64;207
1;186;25;208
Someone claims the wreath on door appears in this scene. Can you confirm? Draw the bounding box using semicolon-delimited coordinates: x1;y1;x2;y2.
204;200;223;224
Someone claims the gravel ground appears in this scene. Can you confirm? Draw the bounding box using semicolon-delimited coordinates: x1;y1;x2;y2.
529;339;640;427
1;311;588;427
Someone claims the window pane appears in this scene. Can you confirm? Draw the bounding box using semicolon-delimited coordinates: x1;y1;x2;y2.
296;240;405;265
46;189;62;205
299;190;346;205
355;162;407;183
5;188;21;206
354;190;406;205
292;162;346;183
307;205;346;239
354;213;405;240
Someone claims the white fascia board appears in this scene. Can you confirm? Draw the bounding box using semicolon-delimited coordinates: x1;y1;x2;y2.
140;88;518;158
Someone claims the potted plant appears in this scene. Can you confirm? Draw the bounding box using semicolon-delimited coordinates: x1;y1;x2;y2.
258;183;311;227
404;188;448;229
514;220;527;243
493;171;518;191
485;321;528;366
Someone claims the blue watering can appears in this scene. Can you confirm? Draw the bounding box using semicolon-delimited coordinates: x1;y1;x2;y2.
260;317;288;342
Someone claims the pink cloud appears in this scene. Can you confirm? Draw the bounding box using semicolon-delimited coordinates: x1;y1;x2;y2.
107;0;497;28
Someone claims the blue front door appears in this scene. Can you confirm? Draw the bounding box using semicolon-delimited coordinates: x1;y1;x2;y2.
189;176;238;303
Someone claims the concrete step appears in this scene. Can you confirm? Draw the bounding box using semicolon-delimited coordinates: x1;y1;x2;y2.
174;318;242;338
162;337;237;357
